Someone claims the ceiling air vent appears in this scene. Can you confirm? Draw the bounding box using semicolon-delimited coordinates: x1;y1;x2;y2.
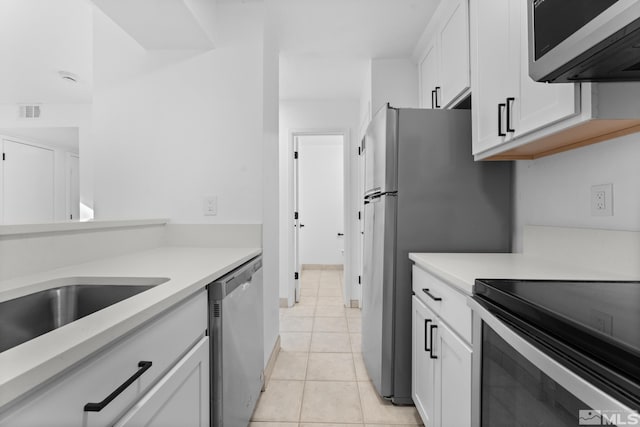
19;104;41;119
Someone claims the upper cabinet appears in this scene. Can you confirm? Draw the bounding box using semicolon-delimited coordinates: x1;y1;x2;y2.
416;0;470;109
470;0;640;160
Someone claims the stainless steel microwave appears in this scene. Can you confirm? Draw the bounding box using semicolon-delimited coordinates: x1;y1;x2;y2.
528;0;640;83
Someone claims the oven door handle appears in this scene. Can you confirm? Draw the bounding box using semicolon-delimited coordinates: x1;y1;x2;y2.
467;298;635;426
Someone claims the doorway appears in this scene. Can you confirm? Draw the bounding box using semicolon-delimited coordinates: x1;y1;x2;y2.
293;132;348;305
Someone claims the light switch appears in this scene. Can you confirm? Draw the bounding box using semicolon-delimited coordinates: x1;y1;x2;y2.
203;196;217;216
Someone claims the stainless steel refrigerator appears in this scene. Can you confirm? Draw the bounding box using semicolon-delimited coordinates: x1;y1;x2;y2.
361;105;512;405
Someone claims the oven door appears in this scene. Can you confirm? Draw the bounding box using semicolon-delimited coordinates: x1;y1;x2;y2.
469;299;637;427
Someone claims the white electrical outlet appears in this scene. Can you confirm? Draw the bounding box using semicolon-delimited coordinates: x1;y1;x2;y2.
203;196;217;216
591;184;613;216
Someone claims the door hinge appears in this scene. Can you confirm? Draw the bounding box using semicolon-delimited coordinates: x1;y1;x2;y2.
294;272;299;280
358;275;362;284
294;211;299;220
294;151;298;159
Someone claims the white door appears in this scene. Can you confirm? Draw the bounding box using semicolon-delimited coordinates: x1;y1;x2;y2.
67;154;80;221
114;336;209;427
2;138;54;224
293;136;301;302
298;135;344;266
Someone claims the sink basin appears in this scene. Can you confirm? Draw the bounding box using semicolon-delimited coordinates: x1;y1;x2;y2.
0;277;169;353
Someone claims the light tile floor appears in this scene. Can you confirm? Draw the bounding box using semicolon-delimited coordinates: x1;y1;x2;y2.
251;267;424;427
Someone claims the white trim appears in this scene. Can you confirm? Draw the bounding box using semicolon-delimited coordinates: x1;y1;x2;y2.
288;128;353;308
65;152;80;221
0;218;169;237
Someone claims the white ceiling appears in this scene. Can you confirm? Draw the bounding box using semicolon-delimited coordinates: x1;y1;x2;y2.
0;0;438;104
0;0;93;105
0;127;79;152
274;0;440;100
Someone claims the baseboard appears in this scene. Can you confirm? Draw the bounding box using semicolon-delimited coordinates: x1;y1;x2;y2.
301;264;344;270
262;335;281;391
350;299;360;308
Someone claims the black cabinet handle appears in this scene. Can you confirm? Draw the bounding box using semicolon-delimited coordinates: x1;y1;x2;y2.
506;97;515;132
435;86;441;108
422;288;442;302
84;361;153;412
498;103;506;136
431;90;436;109
424;319;432;352
429;325;438;359
337;232;344;236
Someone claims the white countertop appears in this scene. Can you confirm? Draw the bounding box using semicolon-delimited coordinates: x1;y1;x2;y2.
409;253;640;296
0;246;261;408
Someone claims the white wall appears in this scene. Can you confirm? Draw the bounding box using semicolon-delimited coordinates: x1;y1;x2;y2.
370;58;419;114
92;3;280;366
514;132;640;251
0;104;93;219
298;135;344;265
279;100;360;306
0;135;78;223
92;5;263;224
261;0;280;367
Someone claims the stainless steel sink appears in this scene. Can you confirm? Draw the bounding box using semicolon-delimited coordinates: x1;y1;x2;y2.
0;277;169;353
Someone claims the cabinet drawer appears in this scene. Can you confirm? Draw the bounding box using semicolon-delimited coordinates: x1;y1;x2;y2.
0;290;207;427
412;266;471;343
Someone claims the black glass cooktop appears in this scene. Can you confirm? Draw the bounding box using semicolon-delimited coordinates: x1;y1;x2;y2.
474;279;640;408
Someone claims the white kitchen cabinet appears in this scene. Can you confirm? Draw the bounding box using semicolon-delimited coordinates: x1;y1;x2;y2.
471;0;578;155
114;336;209;427
0;291;208;427
412;296;436;425
470;0;640;160
411;265;472;427
436;319;472;427
417;0;470;109
419;41;439;109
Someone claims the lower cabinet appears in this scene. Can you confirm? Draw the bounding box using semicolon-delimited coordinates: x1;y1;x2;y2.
412;267;473;427
0;291;208;427
412;296;472;427
114;336;209;427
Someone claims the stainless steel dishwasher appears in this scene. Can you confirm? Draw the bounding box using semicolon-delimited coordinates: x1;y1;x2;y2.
208;255;263;427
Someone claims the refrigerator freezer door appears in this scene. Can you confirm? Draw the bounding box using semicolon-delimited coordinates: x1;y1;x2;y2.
364;105;398;197
362;193;397;398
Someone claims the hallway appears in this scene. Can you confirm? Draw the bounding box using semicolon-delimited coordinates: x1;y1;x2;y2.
250;266;423;426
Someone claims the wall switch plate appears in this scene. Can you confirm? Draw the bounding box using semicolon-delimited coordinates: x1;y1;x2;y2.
203;196;217;216
591;184;613;216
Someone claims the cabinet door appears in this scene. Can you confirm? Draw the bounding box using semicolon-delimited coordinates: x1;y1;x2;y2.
439;0;470;107
419;41;440;109
434;320;472;427
412;296;437;426
471;0;518;154
514;2;579;137
114;336;209;427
